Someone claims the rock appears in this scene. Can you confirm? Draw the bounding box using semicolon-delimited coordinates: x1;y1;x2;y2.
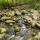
5;20;15;23
32;29;38;36
31;20;37;27
9;23;13;26
13;36;24;40
30;9;34;13
24;16;32;23
11;16;17;21
1;16;11;20
18;18;27;37
9;36;20;40
0;28;6;34
9;11;15;16
2;9;7;13
15;9;21;15
21;10;28;15
32;10;39;20
36;21;40;27
15;36;20;40
14;26;20;33
27;9;31;12
24;16;37;27
34;32;40;39
0;33;5;38
8;35;15;40
0;28;6;38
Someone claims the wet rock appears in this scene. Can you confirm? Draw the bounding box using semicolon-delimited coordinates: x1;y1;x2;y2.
18;18;27;37
15;36;24;40
8;35;15;40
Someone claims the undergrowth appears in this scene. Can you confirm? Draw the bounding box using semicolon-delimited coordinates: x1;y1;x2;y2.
0;0;40;10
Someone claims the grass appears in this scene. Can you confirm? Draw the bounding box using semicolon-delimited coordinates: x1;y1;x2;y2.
32;2;40;10
0;0;40;9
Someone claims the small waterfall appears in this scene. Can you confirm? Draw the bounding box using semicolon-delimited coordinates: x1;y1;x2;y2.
8;16;32;40
18;17;27;40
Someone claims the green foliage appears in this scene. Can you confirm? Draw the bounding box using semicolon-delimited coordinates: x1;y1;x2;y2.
32;2;40;10
0;0;13;8
0;0;40;9
24;0;32;4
